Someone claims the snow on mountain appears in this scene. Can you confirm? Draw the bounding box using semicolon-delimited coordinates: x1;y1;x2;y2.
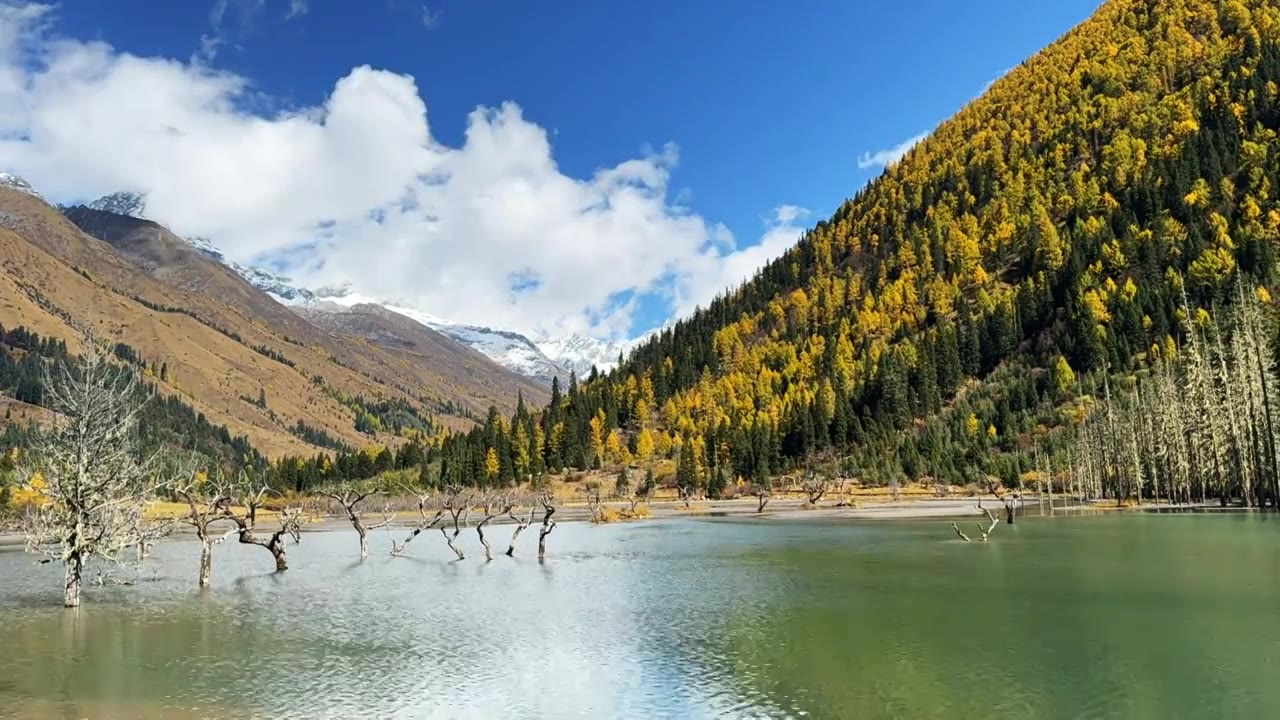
314;292;568;382
237;264;316;303
0;173;42;199
81;191;319;301
76;191;630;383
86;190;146;218
186;235;226;262
536;334;633;377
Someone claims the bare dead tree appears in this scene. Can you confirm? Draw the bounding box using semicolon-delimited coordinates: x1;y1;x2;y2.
627;479;655;514
390;488;445;556
476;493;512;561
801;472;832;506
677;483;693;509
750;479;773;513
222;482;302;572
19;343;179;607
130;512;179;561
952;504;999;542
323;488;392;560
583;481;604;524
987;479;1017;524
439;487;471;561
505;500;537;557
975;503;999;541
537;493;557;561
175;467;239;587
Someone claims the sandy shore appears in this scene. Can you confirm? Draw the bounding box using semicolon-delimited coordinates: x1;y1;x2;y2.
4;495;1210;545
0;495;997;544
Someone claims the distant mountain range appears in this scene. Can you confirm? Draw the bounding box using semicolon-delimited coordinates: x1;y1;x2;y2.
79;191;634;384
0;178;552;458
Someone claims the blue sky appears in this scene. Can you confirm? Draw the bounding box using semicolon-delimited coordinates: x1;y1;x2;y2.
3;0;1101;339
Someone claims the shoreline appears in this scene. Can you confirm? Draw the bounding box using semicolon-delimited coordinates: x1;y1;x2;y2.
0;495;1232;546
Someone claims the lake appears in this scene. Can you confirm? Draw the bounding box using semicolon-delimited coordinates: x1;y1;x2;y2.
1;513;1278;719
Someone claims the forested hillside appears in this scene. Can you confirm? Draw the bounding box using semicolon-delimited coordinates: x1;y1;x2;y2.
436;0;1280;491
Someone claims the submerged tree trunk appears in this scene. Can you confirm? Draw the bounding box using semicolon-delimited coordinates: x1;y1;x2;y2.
505;505;535;557
271;540;288;572
477;522;492;561
199;539;213;587
324;491;389;560
234;508;301;573
64;551;82;608
441;526;465;561
537;495;557;561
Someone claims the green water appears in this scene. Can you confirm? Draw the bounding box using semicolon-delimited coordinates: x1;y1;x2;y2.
0;513;1277;718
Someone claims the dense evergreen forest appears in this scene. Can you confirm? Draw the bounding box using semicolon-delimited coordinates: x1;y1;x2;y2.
433;0;1280;497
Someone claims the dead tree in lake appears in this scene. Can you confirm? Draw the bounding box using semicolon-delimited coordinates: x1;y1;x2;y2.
439;487;471;561
129;510;179;562
627;479;654;514
505;500;537;557
476;493;512;561
987;479;1017;524
802;472;832;506
951;504;999;542
390;488;446;556
323;489;392;560
224;482;302;572
175;469;241;587
750;479;773;513
537;493;557;561
18;341;180;607
583;481;605;523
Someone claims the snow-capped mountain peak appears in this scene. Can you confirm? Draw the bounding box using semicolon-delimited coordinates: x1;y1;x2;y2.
71;190;626;384
536;334;633;377
313;292;567;382
87;191;146;218
0;173;42;200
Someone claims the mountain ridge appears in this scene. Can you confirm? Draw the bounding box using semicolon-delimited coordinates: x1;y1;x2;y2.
0;183;548;458
71;189;628;383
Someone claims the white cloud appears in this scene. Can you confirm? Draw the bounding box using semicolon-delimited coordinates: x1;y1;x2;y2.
0;3;801;343
286;0;309;20
856;131;927;170
671;205;807;318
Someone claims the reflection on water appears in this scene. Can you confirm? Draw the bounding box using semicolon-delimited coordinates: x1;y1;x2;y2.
1;514;1278;718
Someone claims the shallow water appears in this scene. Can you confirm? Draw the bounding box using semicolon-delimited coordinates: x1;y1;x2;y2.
1;513;1278;719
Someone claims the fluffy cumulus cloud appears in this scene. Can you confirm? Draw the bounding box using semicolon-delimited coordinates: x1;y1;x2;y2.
670;205;807;319
0;3;799;341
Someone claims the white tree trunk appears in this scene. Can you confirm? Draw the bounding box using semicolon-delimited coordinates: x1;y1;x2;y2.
199;540;213;587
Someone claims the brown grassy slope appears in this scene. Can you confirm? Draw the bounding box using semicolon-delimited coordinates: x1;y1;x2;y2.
294;302;549;412
60;205;549;415
0;188;545;456
0;222;365;457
